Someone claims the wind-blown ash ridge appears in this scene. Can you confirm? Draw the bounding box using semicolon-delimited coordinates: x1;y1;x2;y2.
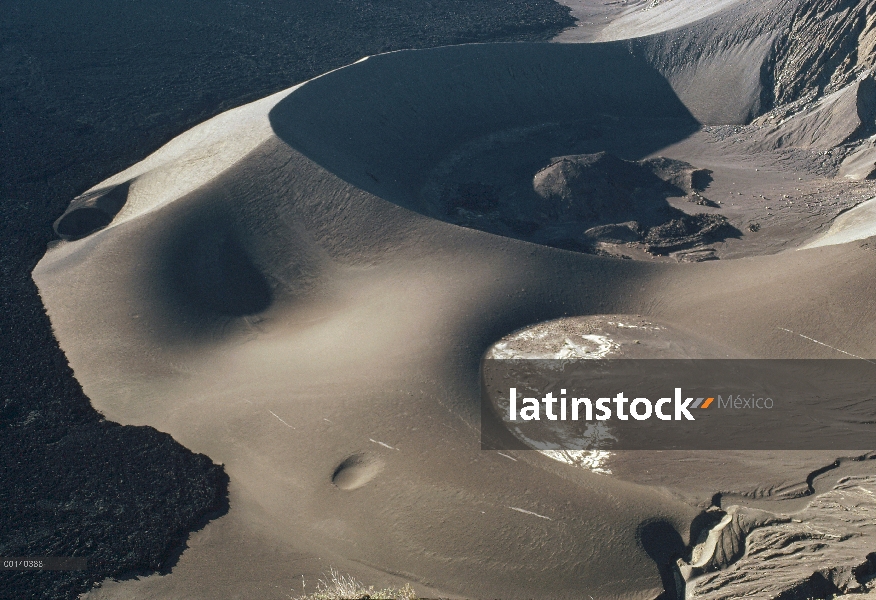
33;1;876;599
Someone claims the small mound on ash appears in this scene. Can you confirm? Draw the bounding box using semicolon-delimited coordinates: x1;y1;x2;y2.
533;152;670;225
443;152;735;257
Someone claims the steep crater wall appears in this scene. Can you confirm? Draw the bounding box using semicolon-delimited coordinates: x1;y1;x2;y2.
268;42;705;217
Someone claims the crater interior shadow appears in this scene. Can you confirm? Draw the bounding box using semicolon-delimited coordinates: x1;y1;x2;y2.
54;181;132;240
267;42;701;222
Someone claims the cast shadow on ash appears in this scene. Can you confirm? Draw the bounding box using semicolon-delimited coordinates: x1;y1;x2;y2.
267;42;704;229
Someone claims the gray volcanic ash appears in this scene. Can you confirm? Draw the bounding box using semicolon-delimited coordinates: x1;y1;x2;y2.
32;1;876;599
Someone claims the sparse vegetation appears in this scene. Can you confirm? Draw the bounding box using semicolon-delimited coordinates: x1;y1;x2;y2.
291;568;418;600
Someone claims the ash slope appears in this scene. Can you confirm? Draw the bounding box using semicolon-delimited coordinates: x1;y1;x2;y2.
1;2;575;600
559;0;876;126
35;29;876;600
39;44;707;600
33;1;876;599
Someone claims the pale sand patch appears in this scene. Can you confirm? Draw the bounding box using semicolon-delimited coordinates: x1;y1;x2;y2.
554;0;745;42
801;196;876;249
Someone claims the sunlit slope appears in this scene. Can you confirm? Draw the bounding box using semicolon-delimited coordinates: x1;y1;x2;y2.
37;40;876;600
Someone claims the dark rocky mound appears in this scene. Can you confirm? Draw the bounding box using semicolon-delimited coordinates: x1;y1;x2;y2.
1;2;574;599
640;156;714;195
532;152;675;225
445;152;735;256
